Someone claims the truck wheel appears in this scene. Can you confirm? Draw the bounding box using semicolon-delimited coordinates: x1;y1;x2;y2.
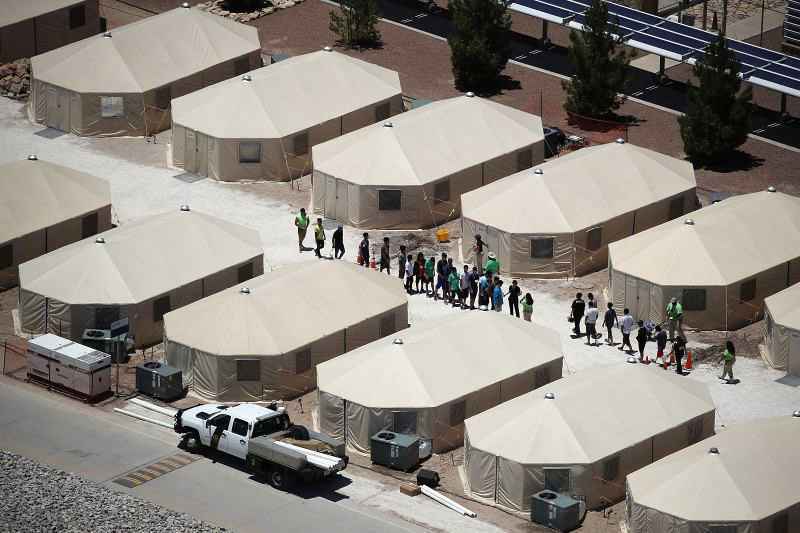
183;431;201;453
268;467;294;491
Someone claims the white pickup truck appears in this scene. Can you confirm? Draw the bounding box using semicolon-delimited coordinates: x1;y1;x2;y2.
174;402;348;489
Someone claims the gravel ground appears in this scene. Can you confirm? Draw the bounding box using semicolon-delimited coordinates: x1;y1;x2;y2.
0;451;226;533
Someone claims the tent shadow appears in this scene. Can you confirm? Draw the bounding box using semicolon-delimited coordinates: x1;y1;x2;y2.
776;374;800;387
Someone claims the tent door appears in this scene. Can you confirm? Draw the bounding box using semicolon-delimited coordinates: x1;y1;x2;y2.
185;129;197;173
325;176;337;216
196;133;208;176
335;180;348;221
46;86;69;132
637;281;651;322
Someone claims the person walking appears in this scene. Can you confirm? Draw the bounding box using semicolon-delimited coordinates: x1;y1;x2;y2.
666;297;684;341
425;256;435;296
654;325;668;365
379;237;391;274
460;265;471;309
358;232;370;268
473;235;485;271
570;293;585;337
469;266;479;310
398;245;407;281
448;266;461;308
603;303;618;345
492;279;504;312
636;320;649;362
294;208;310;252
521;293;534;322
485;252;500;276
313;218;326;258
508;280;521;318
405;254;414;293
435;253;448;301
619;308;634;353
720;340;736;382
672;336;687;375
585;301;599;346
332;225;345;259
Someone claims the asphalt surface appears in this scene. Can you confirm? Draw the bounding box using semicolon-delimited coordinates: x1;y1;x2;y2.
376;0;800;148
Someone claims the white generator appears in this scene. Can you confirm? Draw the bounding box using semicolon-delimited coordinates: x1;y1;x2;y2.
27;334;112;399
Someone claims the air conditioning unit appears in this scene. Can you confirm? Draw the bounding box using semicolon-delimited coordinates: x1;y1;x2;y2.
370;431;420;471
135;361;184;401
531;490;583;531
82;329;131;363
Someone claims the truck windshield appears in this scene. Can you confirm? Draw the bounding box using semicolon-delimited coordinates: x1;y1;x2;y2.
251;414;290;439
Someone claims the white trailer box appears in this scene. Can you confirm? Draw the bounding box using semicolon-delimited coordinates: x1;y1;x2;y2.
27;334;112;399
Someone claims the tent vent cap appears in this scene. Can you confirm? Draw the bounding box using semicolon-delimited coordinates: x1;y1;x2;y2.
533;168;543;175
465;91;475;97
95;237;105;244
793;410;800;417
103;31;112;38
544;392;555;400
241;74;252;82
393;338;404;345
383;122;393;128
615;138;625;144
240;287;251;295
767;185;777;193
626;356;638;363
323;46;333;52
684;218;695;225
708;447;720;454
27;154;38;161
180;204;191;212
181;2;190;7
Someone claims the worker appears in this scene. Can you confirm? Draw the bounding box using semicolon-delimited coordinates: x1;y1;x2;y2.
618;308;634;353
636;320;648;362
508;280;521;318
720;340;736;383
294;208;310;252
332;225;345;259
584;301;599;346
603;302;618;345
313;218;325;258
570;292;585;336
484;252;500;275
473;235;485;271
666;297;684;341
521;293;534;322
358;232;370;267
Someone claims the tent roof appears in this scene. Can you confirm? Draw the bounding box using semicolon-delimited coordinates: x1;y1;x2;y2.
317;312;562;408
19;209;262;305
312;95;544;187
0;158;110;245
465;363;714;464
461;141;696;234
765;282;800;331
163;261;407;356
2;0;86;27
608;191;800;286
627;415;800;522
30;6;260;94
171;50;401;139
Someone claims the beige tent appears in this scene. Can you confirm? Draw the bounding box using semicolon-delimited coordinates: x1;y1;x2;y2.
19;208;263;347
171;49;402;182
164;261;408;401
0;156;111;289
312;94;545;229
609;190;800;331
763;283;800;376
317;312;563;455
29;5;261;137
1;0;100;63
461;140;697;278
626;414;800;533
464;363;715;512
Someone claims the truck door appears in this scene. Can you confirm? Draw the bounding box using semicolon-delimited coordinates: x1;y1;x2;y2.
204;414;231;450
225;418;250;460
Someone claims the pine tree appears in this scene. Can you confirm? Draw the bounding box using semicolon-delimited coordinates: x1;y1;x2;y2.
329;0;381;48
447;0;512;92
562;0;630;118
679;37;752;165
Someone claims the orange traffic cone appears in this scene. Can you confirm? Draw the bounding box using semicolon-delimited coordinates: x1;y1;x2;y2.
685;350;693;370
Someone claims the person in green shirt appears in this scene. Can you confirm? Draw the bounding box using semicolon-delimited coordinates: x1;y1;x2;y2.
720;340;736;382
666;297;684;341
425;256;435;296
484;252;500;275
294;208;309;252
521;293;534;322
448;267;461;307
313;218;325;258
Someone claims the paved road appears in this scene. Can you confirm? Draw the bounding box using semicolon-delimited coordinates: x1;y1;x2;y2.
375;0;800;148
0;379;429;533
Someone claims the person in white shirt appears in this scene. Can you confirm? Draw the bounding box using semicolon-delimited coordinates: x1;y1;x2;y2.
618;308;635;353
584;301;600;346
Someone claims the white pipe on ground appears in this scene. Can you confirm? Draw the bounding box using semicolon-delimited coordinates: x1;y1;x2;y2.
114;408;174;429
421;485;476;518
129;397;177;417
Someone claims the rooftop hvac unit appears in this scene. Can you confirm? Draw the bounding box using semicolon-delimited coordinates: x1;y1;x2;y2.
531;490;583;531
370;431;419;471
135;361;184;401
26;334;111;400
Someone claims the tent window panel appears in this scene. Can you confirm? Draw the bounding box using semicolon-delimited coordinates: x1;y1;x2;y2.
81;212;99;239
544;468;571;492
295;349;312;374
237;262;254;283
433;180;450;204
682;289;706;311
379;314;395;337
449;400;466;426
517;148;533;171
772;513;788;533
0;244;12;269
69;5;86;29
374;102;391;122
155;86;171;109
94;307;120;329
234;56;250;75
293;132;309;155
668;196;685;220
602;455;620;481
587;226;602;251
392;411;418;434
378;190;402;211
100;97;124;118
740;278;756;302
239;143;262;163
687;417;704;445
236;359;260;382
534;367;551;388
152;295;171;322
531;238;554;259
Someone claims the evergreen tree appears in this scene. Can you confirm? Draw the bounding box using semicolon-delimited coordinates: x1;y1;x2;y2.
447;0;512;92
562;0;630;118
679;37;752;165
329;0;381;48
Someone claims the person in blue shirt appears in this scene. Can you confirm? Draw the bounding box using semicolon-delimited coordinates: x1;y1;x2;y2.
492;279;504;312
